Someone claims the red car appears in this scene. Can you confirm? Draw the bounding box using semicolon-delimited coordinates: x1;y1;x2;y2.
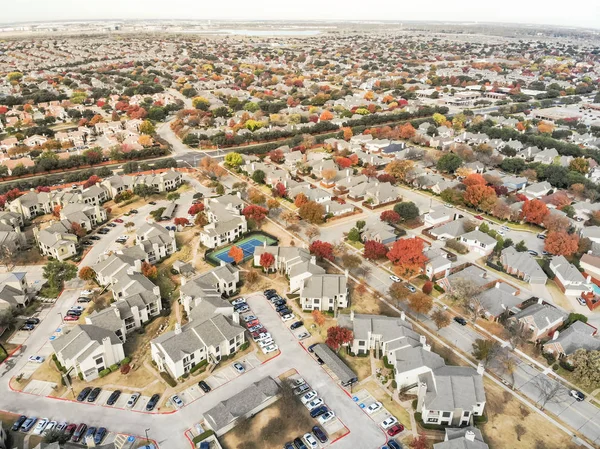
245;319;260;328
474;215;484;220
114;218;124;223
387;424;404;436
64;315;79;322
64;423;77;438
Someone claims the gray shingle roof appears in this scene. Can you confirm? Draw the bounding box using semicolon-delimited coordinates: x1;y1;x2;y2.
420;366;485;411
313;344;357;385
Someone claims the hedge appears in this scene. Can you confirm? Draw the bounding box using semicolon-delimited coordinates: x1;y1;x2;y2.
239;342;250;351
192;430;215;445
160;371;177;387
434;284;445;293
109;364;119;372
190;359;209;374
98;368;111;378
121;357;131;365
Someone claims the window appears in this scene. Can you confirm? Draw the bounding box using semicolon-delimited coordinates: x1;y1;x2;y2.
229;338;235;345
358;341;365;346
95;357;104;366
442;412;451;418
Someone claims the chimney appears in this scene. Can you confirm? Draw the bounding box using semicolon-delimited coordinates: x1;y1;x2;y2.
231;311;240;325
495;282;500;289
174;322;182;335
181;277;187;286
477;362;485;375
465;431;476;442
220;260;226;267
537;297;544;305
419;335;427;346
423;343;431;352
350;310;355;322
552;330;560;341
344;269;349;279
310;255;316;265
236;191;241;199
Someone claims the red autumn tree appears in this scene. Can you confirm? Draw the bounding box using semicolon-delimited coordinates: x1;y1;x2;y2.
188;203;205;215
242;205;268;225
141;262;158;280
294;192;308;207
259;252;275;271
363;240;388;260
377;173;396;184
273;182;287;198
544;231;579;257
174;217;190;227
387;238;427;278
463;185;497;212
335;157;353;169
325;326;354;352
521;199;549;225
380;210;401;224
422;281;433;294
228;245;244;264
361;166;378;178
268;148;285;163
5;188;21;201
409;434;428;449
70;222;87;238
463;173;487;187
309;240;334;261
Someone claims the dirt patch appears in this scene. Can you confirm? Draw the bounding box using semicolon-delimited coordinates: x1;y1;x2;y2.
481;378;580;449
338;350;371;381
349;281;400;317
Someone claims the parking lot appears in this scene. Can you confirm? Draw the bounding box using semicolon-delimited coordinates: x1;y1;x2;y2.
352;389;407;442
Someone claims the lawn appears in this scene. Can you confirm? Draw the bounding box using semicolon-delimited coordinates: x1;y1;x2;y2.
338;349;371;381
481;378;580;449
360;380;412;431
349;281;400;317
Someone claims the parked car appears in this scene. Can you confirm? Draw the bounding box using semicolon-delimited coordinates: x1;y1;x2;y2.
282;313;295;321
366;401;383;414
316;357;325;366
537;233;546;239
300;391;318;405
243;315;258;323
130;209;138;214
87;387;101;402
56;421;68;433
474;215;483;220
72;423;88;442
388;441;401;449
233;362;245;374
297;331;310;340
284;443;295;449
275;304;288;313
264;289;276;296
66;310;82;317
312;425;328;443
64;315;79;322
310;405;328;418
26;317;40;324
94;427;107;445
278;308;292;316
81;240;93;247
28;355;45;363
305;398;324;410
85;427;97;440
88;236;101;241
236;305;250;313
32;418;48;435
570;390;585;401
259;338;274;348
387;423;404;436
12;415;27;431
126;392;141;408
577;297;587;306
77;296;92;303
293;437;308;449
318;411;336;424
69;306;84;312
146;394;161;411
149;201;156;205
389;275;402;283
454;316;467;326
106;390;121;406
171;395;184;408
231;298;246;306
106;223;117;227
308;343;318;353
114;218;123;223
248;324;264;333
294;384;310;396
263;344;278;354
528;250;539;256
290;321;304;330
20;324;35;331
303;433;319;449
21;417;37;432
406;285;417;293
63;423;77;438
77;387;92;402
198;381;211;393
381;416;398;429
245;319;260;328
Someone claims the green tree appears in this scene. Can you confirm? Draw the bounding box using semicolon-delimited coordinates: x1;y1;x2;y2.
252;170;266;184
166;192;180;202
436;153;462;173
43;260;77;291
139;120;155;135
133;184;154;199
393;202;420;221
472;338;500;366
515;240;528;252
347;228;361;242
224;152;244;168
355;220;366;231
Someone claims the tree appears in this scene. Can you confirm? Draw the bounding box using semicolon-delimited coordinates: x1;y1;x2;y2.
399;123;416;139
393;202;420;221
321;168;337;182
133;184;154;199
70;222;86;238
228;246;244;264
422;281;433;294
224;152;244;167
312;310;326;327
544;231;579;256
166;192;180;202
52;205;62;218
305;225;320;241
472;339;500;366
515;240;528;252
298;201;325;224
388;283;409;305
355;220;366;231
347;228;361;242
436;153;462;173
385;160;414;183
272;182;287;198
248;189;266;205
409;434;428;449
173;217;189;227
44;429;70;444
78;266;95;281
309;240;334;261
386;238;427;278
43;260;77;291
294;192;308;207
342;127;353;140
530;375;567;411
514;424;527;442
543;213;570;233
259;252;275;272
364;240;388;260
252;169;266;184
139;120;155;135
463;173;487;187
407;293;433;314
570;349;600;389
267;198;280;211
341;254;362;271
521;199;549;225
464;185;497;212
448;279;483;306
537;121;554;134
242;205;268;226
188;203;204;215
280;210;299;226
380;210;401;224
431;309;451;330
245;269;259;285
124;221;135;230
141;261;158;281
268;149;285;163
83;175;101;189
569;157;589;174
325;326;353;352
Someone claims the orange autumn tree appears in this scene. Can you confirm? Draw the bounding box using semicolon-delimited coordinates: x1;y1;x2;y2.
521;199;549;225
294;192;308;207
398;123;416;139
463;173;487;187
228;245;244;264
463;185;497;212
141;261;158;280
319;110;333;121
342;127;353;141
386;238;427;278
544;231;579;256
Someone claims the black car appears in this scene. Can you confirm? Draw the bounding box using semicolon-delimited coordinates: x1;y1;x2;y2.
11;415;27;431
130;209;138;214
77;297;92;303
388;441;401;449
89;236;101;241
264;289;276;296
293;437;308;449
149;201;157;205
278;309;292;316
453;316;467;326
146;394;160;411
67;310;82;317
284;443;295;449
77;387;92;402
274;299;286;307
316;357;325;366
94;427;107;445
233;303;247;311
81;240;93;246
310;405;328;418
275;304;288;313
25;319;39;325
106;390;121;405
312;425;328;443
98;229;109;234
290;321;304;330
106;223;117;227
198;381;211;393
87;387;101;402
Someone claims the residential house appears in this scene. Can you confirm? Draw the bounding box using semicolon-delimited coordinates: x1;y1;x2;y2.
180;264;240;315
424;206;456;228
521;181;552;200
580;253;600;286
550;255;593;296
475;282;524;320
300;273;349;311
459;230;496;256
361;221;398;245
60;203;107;231
363;182;401;206
424;247;453;280
438;265;497;293
511;302;568;341
200;194;247;249
135;223;177;263
543;321;600;358
534;148;559;164
500;247;548;285
0;272;30;311
429;217;472;241
581;226;600;244
434;428;489;449
50;324;124;382
33;223;78;261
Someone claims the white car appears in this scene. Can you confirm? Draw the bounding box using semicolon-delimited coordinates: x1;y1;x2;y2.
282;313;295;322
171;395;183;408
80;290;94;297
305;398;324;410
303;433;319;449
256;332;271;341
300;390;318;405
231;298;246;306
262;344;278;354
69;306;84;312
43;421;57;435
258;338;275;348
28;355;45;363
126;392;140;408
297;331;310;340
389;275;402;283
497;229;505;236
243;315;258;323
318;411;335;424
33;418;48;435
366;401;383;414
233;362;245;374
380;416;398;429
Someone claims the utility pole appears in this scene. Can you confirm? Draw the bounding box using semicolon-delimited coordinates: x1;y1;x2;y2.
145;428;150;444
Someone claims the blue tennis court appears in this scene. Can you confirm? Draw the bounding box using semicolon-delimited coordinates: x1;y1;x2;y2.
209;234;277;264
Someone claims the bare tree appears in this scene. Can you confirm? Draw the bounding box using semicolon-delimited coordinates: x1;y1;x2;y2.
531;375;567;411
0;244;17;271
506;321;533;349
431;309;451;330
514;423;527;441
496;348;518;388
305;225;320;241
472;338;501;366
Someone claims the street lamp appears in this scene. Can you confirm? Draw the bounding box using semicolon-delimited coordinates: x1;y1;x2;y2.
57;312;63;324
145;428;150;444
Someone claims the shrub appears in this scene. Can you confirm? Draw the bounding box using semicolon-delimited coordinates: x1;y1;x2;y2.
160;371;177;387
552;364;559;371
543;352;556;365
190;359;209;374
121;357;131;365
559;360;575;372
239;342;250;351
192;430;215;445
423;281;433;294
98;368;111;378
434;284;444;293
120;364;131;375
78;372;83;380
109;364;119;372
445;239;468;254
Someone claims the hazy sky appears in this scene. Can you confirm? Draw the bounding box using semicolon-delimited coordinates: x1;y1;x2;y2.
3;0;600;29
